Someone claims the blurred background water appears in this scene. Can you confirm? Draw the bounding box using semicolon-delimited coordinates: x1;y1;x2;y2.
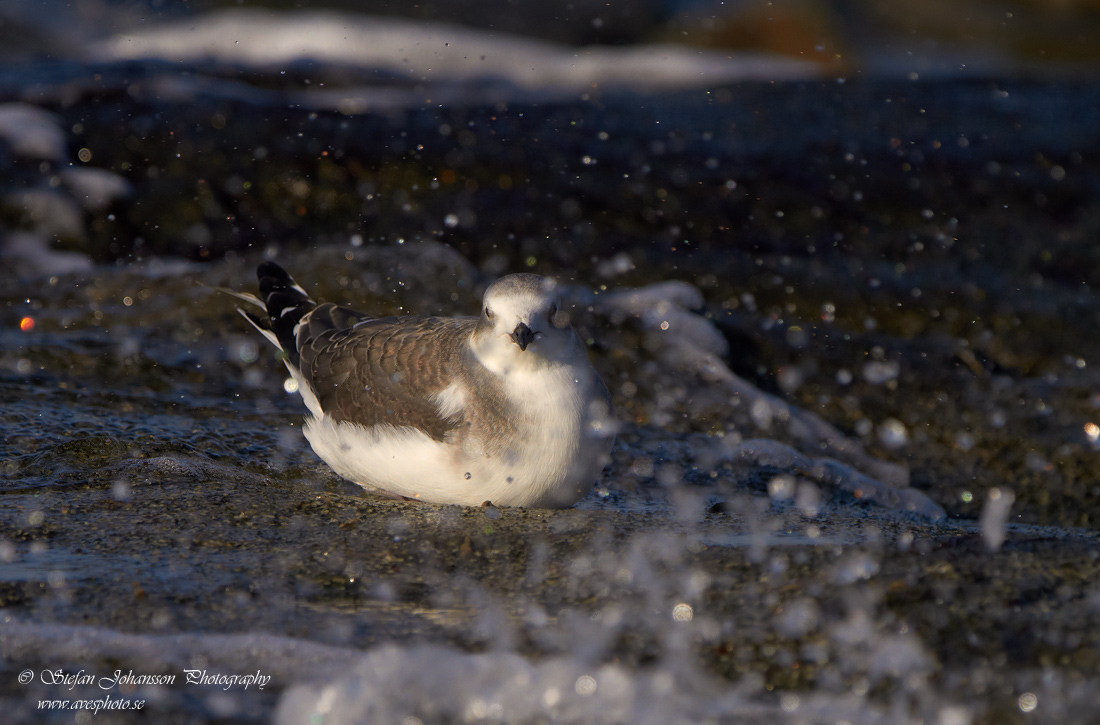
2;1;1100;723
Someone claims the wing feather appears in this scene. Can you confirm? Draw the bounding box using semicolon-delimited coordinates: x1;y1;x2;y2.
296;311;478;440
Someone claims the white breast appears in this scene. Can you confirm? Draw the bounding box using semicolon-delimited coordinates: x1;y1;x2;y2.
487;363;598;505
300;360;611;507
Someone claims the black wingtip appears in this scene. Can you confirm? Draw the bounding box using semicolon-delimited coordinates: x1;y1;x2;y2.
255;261;314;365
257;261;300;300
257;260;288;282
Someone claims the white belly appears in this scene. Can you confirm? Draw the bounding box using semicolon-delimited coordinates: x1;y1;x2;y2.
302;365;613;508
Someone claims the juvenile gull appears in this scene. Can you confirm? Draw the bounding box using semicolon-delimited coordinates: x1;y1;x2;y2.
239;261;614;507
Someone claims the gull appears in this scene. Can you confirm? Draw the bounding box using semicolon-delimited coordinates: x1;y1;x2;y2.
238;261;615;507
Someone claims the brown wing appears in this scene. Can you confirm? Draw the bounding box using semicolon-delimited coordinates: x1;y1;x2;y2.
294;305;477;441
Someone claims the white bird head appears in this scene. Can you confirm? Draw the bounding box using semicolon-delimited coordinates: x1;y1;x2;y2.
471;273;577;373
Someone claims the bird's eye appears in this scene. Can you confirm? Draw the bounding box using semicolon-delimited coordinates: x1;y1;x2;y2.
484;307;494;319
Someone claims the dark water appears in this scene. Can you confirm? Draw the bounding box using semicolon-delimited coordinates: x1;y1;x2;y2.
2;36;1100;724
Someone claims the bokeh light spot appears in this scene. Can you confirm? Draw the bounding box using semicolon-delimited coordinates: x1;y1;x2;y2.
574;675;596;696
671;603;693;622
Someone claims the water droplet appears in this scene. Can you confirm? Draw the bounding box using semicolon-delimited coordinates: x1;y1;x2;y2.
878;418;909;448
796;481;821;517
785;326;809;349
112;480;131;501
768;475;796;501
1025;451;1051;472
671;603;693;622
777;366;804;392
863;360;900;385
981;487;1015;551
238;341;259;364
574;675;597;696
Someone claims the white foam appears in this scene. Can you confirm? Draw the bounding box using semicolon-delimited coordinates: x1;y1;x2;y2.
0;103;67;162
0;617;912;724
594;279;944;519
92;8;822;98
276;643;761;725
59;167;133;211
5;188;84;240
1;231;93;276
